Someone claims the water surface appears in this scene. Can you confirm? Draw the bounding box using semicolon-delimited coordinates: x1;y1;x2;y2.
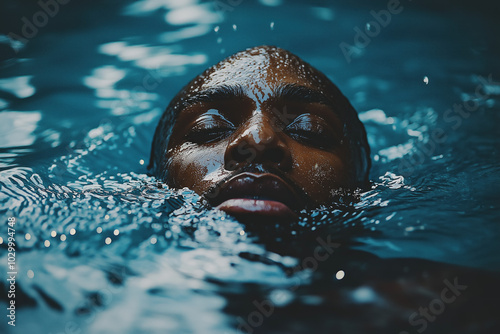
1;0;499;333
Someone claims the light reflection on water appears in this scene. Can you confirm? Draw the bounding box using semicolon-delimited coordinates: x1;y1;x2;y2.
0;0;499;333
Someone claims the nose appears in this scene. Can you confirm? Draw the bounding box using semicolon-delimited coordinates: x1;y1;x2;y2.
224;114;292;171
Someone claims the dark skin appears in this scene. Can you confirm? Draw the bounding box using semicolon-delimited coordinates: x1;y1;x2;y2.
153;46;369;221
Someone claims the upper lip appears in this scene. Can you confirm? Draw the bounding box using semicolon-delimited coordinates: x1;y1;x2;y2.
206;172;304;210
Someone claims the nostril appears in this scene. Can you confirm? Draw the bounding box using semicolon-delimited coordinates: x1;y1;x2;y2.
226;141;255;168
263;147;284;164
225;159;239;171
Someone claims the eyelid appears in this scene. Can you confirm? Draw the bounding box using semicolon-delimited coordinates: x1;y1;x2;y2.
285;113;329;131
184;113;236;144
190;113;235;131
284;113;341;150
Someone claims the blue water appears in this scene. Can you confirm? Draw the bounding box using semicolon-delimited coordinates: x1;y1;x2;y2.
1;0;499;333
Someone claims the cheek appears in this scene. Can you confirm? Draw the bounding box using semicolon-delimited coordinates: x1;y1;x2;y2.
290;148;352;205
166;143;226;194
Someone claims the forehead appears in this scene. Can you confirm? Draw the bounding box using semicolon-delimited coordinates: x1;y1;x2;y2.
188;48;329;103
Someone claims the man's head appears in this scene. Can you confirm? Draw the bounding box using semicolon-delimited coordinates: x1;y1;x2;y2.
149;46;370;221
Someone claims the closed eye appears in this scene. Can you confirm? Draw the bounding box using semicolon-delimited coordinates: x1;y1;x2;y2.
285;114;337;149
185;127;234;143
185;114;235;144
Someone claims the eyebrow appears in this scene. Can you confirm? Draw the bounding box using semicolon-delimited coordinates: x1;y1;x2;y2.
179;84;246;110
178;83;334;111
274;83;334;108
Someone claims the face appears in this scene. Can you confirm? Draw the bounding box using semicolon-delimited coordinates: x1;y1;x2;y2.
161;47;361;222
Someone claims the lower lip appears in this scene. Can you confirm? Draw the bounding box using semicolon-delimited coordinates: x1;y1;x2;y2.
216;198;297;221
